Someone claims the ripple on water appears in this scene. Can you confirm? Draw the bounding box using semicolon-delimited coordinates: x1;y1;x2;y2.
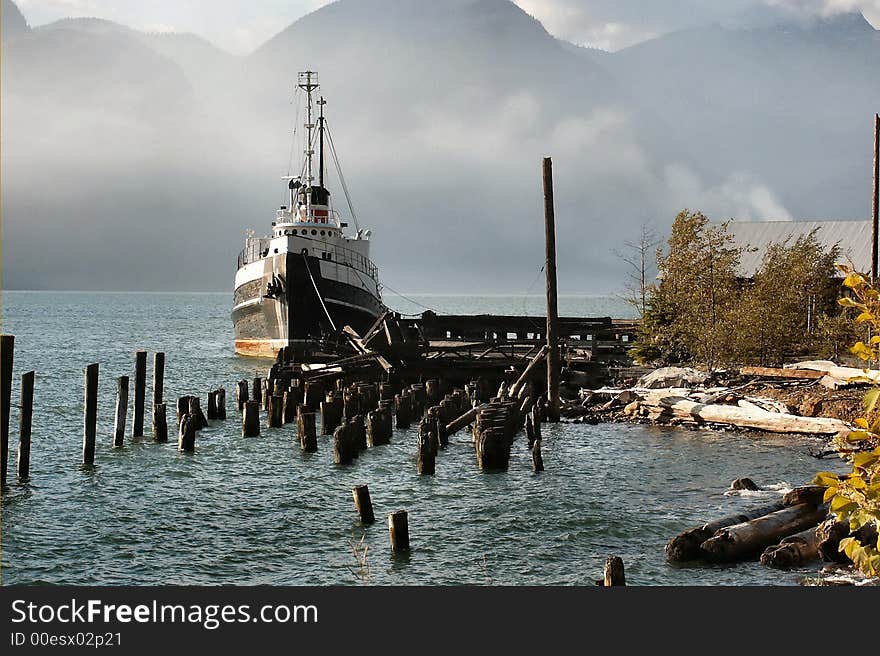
1;292;850;585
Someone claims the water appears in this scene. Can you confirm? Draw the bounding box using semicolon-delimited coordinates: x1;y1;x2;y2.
1;291;846;585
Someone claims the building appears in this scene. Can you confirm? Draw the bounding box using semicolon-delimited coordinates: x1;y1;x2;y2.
719;219;871;278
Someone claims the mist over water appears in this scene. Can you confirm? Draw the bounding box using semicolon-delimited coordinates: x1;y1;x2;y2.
2;0;879;294
1;292;847;585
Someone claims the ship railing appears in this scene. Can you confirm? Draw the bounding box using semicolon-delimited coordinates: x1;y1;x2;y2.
326;242;378;281
237;238;271;268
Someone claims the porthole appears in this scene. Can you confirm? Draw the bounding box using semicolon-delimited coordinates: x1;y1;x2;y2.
311;229;317;236
320;230;326;236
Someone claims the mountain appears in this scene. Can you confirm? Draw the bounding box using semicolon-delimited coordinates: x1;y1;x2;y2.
611;10;880;220
2;0;879;293
1;0;28;40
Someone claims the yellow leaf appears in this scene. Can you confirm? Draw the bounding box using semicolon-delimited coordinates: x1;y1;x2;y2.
856;312;874;323
844;273;866;288
814;472;840;486
847;430;872;443
855;417;869;429
823;486;838;502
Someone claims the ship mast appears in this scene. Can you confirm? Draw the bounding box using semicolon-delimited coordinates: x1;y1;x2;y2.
298;71;320;187
318;96;326;189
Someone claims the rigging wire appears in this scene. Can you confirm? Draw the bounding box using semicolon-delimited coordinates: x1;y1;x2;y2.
324;120;360;232
286;87;301;178
379;279;436;315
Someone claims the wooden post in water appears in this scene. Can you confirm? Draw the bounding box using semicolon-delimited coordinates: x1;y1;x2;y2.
17;371;34;479
542;157;561;422
873;113;879;281
242;400;260;437
82;363;99;465
388;510;410;553
532;439;544;473
178;413;196;452
217;388;226;420
207;391;218;420
352;485;375;524
113;375;129;447
253;377;262;409
603;556;625;587
236;380;249;412
132;350;147;437
298;411;317;452
0;334;13;486
267;394;283;428
153;403;168;443
152;352;165;407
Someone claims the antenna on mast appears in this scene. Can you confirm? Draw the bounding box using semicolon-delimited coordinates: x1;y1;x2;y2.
318;96;327;189
297;71;320;186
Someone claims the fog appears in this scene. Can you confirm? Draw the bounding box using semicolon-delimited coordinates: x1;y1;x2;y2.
2;0;879;294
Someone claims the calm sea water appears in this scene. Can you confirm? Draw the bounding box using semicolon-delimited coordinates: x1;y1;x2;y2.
0;291;846;585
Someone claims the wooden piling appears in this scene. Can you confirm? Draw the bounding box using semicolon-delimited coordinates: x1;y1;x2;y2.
320;396;342;435
298;411;318;452
603;556;625;586
388;510;410;553
17;371;34;479
352;414;367;452
1;334;14;486
352;485;375;524
283;391;297;424
252;377;262;408
133;350;147;437
395;393;411;429
207;390;218;420
152;352;165;407
417;420;436;475
242;400;260;437
333;423;353;465
262;379;270;411
113;375;129;448
177;413;196;452
217;388;226;420
532;439;544;472
367;409;391;447
267;394;283;428
82;363;99;465
189;396;208;429
152;403;168;443
236;380;249;412
542;157;561;422
176;396;188;426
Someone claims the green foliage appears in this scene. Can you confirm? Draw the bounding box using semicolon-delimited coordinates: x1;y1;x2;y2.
812;265;880;578
633;211;844;368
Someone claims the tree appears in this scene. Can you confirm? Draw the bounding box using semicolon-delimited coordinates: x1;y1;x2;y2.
731;231;840;366
647;210;740;370
614;223;660;319
814;265;880;577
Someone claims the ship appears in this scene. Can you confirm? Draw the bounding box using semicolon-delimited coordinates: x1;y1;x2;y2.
233;72;386;359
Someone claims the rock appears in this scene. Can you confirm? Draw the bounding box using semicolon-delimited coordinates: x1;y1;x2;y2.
636;367;708;390
731;477;760;491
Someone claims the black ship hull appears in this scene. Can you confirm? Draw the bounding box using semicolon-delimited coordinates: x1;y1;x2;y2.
233;252;385;358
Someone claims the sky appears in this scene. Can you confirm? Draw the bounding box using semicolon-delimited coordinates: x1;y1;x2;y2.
15;0;880;54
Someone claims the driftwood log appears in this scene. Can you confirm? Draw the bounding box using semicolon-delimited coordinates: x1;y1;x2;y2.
632;392;849;436
760;527;820;568
665;501;785;562
700;503;829;562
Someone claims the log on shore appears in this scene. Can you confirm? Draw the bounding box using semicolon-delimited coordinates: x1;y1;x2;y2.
665;501;785;562
760;527;820;568
634;392;850;435
700;503;829;563
739;366;824;380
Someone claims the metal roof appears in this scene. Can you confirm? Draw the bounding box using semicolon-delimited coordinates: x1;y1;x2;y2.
717;219;871;277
